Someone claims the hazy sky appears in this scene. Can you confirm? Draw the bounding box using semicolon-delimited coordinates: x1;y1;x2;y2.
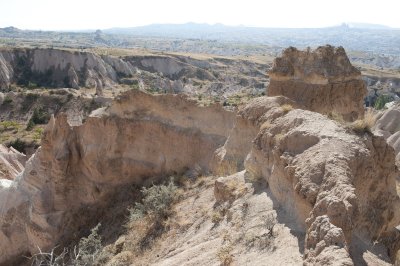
1;0;399;30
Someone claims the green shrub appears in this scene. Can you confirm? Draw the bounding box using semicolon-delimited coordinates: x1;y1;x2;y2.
72;223;102;266
129;179;177;221
33;127;44;140
2;96;13;106
26;107;50;130
0;120;19;130
7;138;27;153
374;94;392;110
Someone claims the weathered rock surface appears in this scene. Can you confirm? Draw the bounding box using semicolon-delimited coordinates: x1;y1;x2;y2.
374;104;400;167
213;96;300;174
216;96;400;265
0;145;26;180
0;90;235;264
0;48;136;90
268;45;367;121
0;46;399;266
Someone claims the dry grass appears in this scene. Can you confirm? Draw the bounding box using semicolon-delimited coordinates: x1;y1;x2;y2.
274;133;285;143
328;111;345;125
211;211;224;224
348;109;376;134
280;104;293;113
260;121;272;131
328;109;377;135
216;244;234;266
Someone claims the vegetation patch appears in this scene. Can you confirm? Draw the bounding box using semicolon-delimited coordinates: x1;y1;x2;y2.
7;138;27;153
348;110;376;134
30;223;103;266
26;107;50;130
129;179;178;222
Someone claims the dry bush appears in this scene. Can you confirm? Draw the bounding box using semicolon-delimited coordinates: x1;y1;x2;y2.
211;211;224;224
211;204;229;225
280;104;293;113
260;121;272;131
30;247;68;266
328;111;345;124
328;109;376;135
216;244;234;266
30;224;102;266
348;109;376;134
274;133;285;143
124;179;178;253
129;179;177;222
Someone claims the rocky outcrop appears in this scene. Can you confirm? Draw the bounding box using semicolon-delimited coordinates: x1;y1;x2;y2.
0;46;399;265
216;96;399;265
125;55;215;80
374;104;400;167
268;45;367;121
0;51;14;89
0;90;235;264
0;145;26;180
0;48;137;90
213;96;300;174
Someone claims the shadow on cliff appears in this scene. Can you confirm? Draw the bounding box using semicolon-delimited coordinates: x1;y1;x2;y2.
251;180;305;254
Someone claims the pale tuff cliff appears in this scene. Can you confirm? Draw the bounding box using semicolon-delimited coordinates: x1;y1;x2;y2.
0;46;399;265
374;104;400;167
0;48;136;91
0;90;235;264
1;91;399;265
216;96;400;265
268;45;367;121
0;145;26;180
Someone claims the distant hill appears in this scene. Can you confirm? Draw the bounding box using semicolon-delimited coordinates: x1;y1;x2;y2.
103;23;400;54
344;22;391;29
1;23;400;58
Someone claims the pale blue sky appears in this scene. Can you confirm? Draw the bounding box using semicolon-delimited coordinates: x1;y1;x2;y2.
1;0;399;30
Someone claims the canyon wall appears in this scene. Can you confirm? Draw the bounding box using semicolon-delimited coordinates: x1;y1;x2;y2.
0;90;235;264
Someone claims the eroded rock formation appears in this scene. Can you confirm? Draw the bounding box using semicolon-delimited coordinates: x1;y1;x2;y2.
268;45;367;121
217;96;400;265
0;145;26;180
374;104;400;167
0;46;399;266
0;90;235;264
0;48;136;90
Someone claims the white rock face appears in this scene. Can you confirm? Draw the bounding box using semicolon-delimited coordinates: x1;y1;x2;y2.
0;50;15;89
216;96;400;265
0;145;26;180
374;104;400;166
0;90;235;264
0;48;137;90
